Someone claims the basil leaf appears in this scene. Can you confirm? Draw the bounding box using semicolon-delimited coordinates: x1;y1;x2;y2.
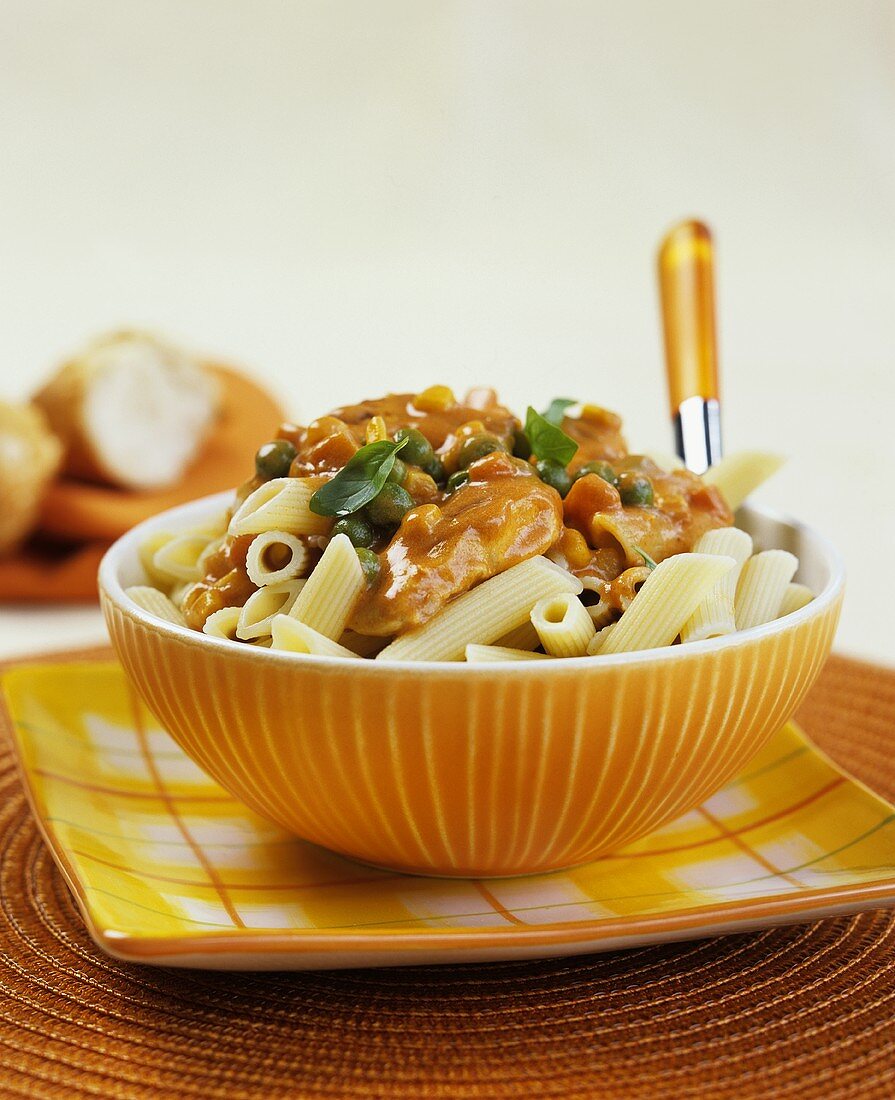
542;397;577;426
524;407;578;467
309;437;409;518
633;545;658;571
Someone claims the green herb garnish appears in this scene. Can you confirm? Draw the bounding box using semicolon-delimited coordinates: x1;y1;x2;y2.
524;407;578;467
542;397;577;426
309;437;409;518
633;545;658;571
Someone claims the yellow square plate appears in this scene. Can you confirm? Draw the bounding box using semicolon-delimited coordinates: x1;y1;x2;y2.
4;661;895;970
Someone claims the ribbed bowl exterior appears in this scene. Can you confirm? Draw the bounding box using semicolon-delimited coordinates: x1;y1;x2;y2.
101;589;842;877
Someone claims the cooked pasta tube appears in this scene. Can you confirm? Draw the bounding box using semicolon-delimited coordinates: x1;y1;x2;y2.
464;645;551;662
495;619;541;652
735;550;798;630
597;553;737;655
681;527;754;643
376;557;582;662
245;530;310;587
530;593;596;658
778;582;814;618
703;451;785;510
125;586;187;626
228;477;331;537
139;531;177;587
151;534;211;584
236;579;305;640
586;622;618;655
586;601;615;630
271;615;359;658
203;605;242;640
288;533;366;640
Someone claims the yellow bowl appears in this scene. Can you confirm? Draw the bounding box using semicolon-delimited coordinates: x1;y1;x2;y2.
100;493;844;878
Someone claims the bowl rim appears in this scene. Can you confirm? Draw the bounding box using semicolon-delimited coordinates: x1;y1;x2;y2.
99;489;845;675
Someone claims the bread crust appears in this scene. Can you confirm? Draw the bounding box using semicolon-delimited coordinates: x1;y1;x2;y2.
0;402;62;554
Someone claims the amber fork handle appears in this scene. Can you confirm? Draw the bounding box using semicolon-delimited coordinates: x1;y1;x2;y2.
657;219;722;473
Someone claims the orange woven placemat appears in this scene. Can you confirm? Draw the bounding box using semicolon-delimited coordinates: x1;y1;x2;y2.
0;650;893;1100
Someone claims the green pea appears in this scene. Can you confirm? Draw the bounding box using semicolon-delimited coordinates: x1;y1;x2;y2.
355;547;381;586
512;430;532;460
446;469;470;493
254;440;297;480
386;457;407;485
574;460;619;488
458;434;506;469
422;456;446;485
394;427;434;468
332;514;376;549
618;471;654;506
535;457;572;498
365;482;414;527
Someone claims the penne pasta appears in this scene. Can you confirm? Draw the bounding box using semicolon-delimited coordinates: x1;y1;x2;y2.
271;615;359;658
681;527;754;643
530;592;595;658
139;531;177;587
376;557;582;662
597;553;737;655
735;550;799;630
288;533;366;640
151;534;211;584
465;644;551;662
125;585;187;627
228;477;331;537
245;530;310;587
586;622;618;656
703;451;785;510
494;619;541;652
203;605;242;640
778;582;814;618
585;602;615;631
236;579;305;640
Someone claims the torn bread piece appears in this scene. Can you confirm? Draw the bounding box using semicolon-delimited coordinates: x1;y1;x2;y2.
33;330;220;491
0;402;62;554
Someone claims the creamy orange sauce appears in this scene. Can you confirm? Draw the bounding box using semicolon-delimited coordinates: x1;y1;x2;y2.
183;534;257;629
561;456;731;594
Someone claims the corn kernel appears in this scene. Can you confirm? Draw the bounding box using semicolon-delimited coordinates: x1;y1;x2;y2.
365;415;388;444
559;528;593;571
414;385;456;412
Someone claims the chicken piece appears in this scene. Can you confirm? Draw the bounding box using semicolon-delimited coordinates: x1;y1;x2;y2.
33;330;219;490
0;402;62;554
350;452;564;636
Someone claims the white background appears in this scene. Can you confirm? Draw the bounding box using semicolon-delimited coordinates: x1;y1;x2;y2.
0;1;893;663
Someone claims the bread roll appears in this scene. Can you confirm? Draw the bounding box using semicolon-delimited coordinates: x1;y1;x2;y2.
0;402;62;554
33;330;219;490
